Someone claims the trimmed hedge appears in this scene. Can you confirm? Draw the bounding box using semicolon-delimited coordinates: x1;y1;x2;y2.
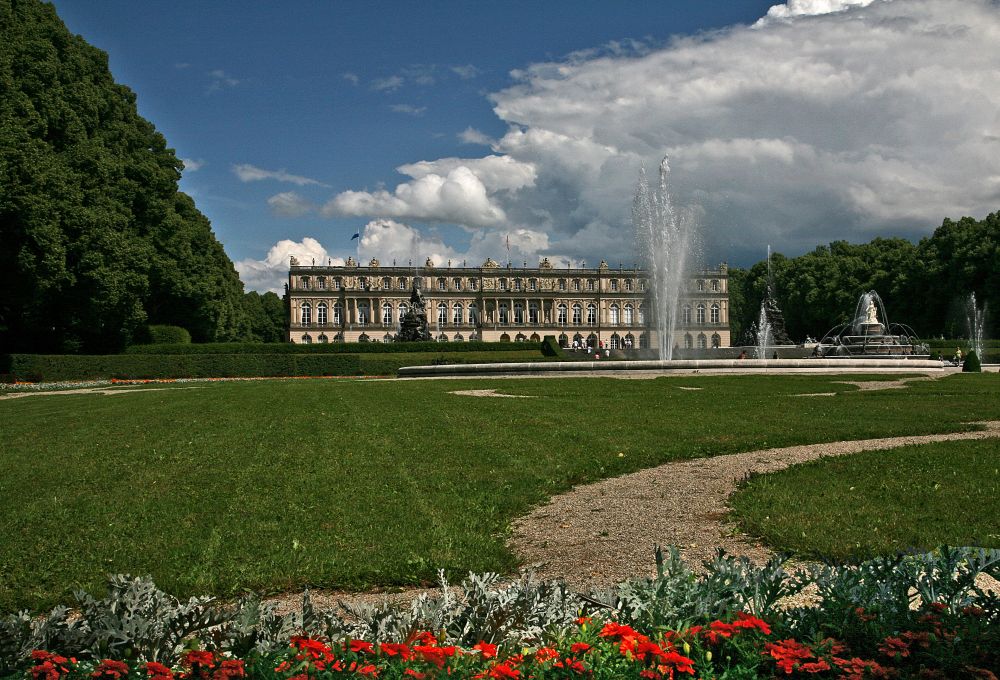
2;354;363;382
125;341;542;355
135;325;191;345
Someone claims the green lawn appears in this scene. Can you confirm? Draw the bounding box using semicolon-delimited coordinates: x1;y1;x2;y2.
729;439;1000;560
1;373;998;610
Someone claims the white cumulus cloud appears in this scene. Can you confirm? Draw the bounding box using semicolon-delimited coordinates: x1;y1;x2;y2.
267;191;313;217
236;238;343;293
232;164;329;187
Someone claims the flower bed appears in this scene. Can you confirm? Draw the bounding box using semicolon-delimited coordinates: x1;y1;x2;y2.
4;547;998;679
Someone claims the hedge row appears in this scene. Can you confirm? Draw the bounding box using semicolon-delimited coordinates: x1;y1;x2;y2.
124;341;542;355
1;354;367;382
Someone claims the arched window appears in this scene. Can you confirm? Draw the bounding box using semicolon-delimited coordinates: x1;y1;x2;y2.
437;303;448;326
558;333;569;347
684;334;693;348
712;333;721;348
639;332;649;349
382;303;393;326
453;278;462;291
499;303;509;324
333;331;344;342
514;302;524;324
437;333;448;342
625;333;635;348
500;333;510;342
398;302;409;319
573;333;584;346
453;304;463;325
383;333;393;343
317;277;326;290
587;333;597;347
357;301;370;325
333;302;343;325
609;334;620;349
697;304;706;324
453;333;464;342
469;303;478;324
358;333;370;342
557;303;568;325
382;277;391;290
301;333;312;344
558;279;567;291
587;304;597;325
711;279;720;292
528;302;539;324
572;304;582;325
300;302;312;325
609;304;620;325
319;333;330;343
697;334;707;349
437;277;446;291
711;303;720;324
316;302;327;325
398;277;407;290
683;305;692;324
624;304;634;325
529;333;540;342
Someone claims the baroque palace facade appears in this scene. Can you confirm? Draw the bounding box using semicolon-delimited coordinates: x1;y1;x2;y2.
287;256;730;349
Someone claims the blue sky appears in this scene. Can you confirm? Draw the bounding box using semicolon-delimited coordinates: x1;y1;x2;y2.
51;0;1000;292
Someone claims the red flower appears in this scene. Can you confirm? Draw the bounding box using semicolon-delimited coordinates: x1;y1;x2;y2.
764;639;813;674
379;643;413;660
92;660;130;680
702;621;737;645
144;663;173;680
349;640;375;655
473;642;498;660
854;607;876;622
733;612;772;636
878;636;910;659
413;631;438;645
486;663;520;679
799;659;831;674
834;657;891;680
182;652;215;669
660;650;696;675
290;637;333;662
634;639;666;663
211;660;244;680
576;616;593;626
900;630;932;650
535;647;559;663
599;622;641;640
570;642;592;655
402;671;426;680
553;657;586;674
412;645;456;668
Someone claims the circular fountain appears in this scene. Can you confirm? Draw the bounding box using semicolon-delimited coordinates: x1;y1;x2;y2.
816;291;927;357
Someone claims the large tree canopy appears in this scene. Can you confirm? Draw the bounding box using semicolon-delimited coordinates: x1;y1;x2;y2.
0;0;250;352
728;212;1000;343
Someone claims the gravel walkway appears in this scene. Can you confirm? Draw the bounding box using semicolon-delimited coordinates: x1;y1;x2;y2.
511;421;1000;589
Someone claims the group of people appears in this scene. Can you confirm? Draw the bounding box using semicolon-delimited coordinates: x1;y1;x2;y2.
569;338;632;355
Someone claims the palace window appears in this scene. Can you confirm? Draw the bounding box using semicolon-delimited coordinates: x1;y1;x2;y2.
638;306;645;325
697;304;706;324
514;302;524;324
317;302;328;325
302;334;312;344
513;279;522;292
318;333;328;343
357;302;370;325
609;304;619;325
711;279;720;292
625;279;633;292
333;277;342;290
469;279;478;291
587;303;597;325
453;278;462;291
300;302;312;325
684;334;693;349
683;305;692;324
587;280;595;291
398;277;407;290
437;303;448;326
610;279;618;292
573;279;581;291
528;302;539;324
382;277;391;290
639;280;646;292
557;303;567;325
711;303;720;324
469;303;478;324
697;280;705;292
453;304;463;325
572;304;582;325
333;302;343;325
301;277;310;290
698;334;708;349
498;278;507;291
382;303;393;326
529;278;537;291
712;333;721;348
437;277;447;291
398;302;409;319
317;277;326;290
624;304;634;325
499;303;509;324
558;279;566;291
609;334;620;349
358;276;368;290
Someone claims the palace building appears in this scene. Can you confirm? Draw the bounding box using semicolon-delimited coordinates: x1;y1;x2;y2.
287;256;730;350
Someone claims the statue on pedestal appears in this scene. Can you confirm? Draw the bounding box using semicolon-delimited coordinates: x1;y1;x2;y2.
396;282;431;342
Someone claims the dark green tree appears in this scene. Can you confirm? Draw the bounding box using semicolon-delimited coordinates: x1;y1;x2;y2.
0;0;249;352
244;291;287;343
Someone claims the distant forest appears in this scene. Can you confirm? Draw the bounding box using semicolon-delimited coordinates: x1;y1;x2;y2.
727;211;1000;344
0;0;284;353
1;0;995;354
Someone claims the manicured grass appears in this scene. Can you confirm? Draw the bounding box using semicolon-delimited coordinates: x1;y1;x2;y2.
1;373;999;610
729;439;1000;560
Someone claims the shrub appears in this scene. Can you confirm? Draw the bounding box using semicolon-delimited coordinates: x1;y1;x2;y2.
134;325;192;345
963;350;982;372
125;341;540;355
540;335;562;357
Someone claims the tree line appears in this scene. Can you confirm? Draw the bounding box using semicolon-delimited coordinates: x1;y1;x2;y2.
0;0;285;353
727;211;1000;344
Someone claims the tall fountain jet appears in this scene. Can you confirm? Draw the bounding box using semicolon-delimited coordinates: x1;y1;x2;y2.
633;157;695;360
966;292;986;360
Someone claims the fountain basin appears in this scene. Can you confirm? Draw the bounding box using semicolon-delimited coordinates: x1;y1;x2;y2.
398;357;944;377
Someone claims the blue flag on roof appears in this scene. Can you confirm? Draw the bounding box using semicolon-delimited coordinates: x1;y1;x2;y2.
350;231;360;241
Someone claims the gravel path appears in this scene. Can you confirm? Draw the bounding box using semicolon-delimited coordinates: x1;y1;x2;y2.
511;421;1000;589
